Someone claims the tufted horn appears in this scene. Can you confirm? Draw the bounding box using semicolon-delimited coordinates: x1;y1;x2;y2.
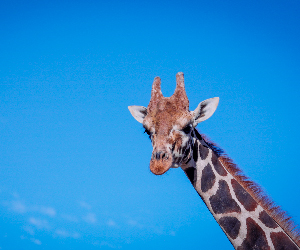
172;72;189;110
148;76;163;113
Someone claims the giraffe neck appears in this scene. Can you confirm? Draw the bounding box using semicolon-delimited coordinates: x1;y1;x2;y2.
180;130;300;250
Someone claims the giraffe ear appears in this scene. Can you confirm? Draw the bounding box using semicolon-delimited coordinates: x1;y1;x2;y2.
192;97;219;126
128;105;147;123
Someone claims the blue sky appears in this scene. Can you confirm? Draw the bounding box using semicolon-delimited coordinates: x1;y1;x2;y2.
0;0;300;249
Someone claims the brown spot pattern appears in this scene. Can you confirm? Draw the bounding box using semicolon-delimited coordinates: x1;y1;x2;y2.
259;211;278;229
231;179;257;212
201;163;216;193
211;153;227;176
238;218;270;250
270;232;299;250
199;144;209;160
219;216;241;240
185;167;197;186
209;180;241;214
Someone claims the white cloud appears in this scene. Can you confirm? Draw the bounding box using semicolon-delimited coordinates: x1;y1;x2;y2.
169;231;176;236
28;217;50;230
31;238;42;245
3;198;56;218
79;201;92;210
93;241;121;249
127;219;143;228
107;219;117;227
55;229;69;237
9;200;27;213
23;225;35;236
20;235;42;245
39;206;56;217
83;213;97;224
55;229;80;239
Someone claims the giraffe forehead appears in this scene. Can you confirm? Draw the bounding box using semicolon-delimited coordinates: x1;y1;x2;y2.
145;98;192;131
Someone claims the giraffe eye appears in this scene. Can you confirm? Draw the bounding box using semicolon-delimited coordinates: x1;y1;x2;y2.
182;125;191;134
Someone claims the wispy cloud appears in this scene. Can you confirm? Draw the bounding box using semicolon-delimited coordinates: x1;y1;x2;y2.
93;241;121;249
1;189;159;248
28;217;50;230
54;229;80;239
31;238;42;245
169;231;176;236
38;206;56;217
3;199;56;218
23;225;35;236
83;212;97;224
107;219;117;227
20;235;42;245
127;219;143;229
79;201;92;210
10;200;27;213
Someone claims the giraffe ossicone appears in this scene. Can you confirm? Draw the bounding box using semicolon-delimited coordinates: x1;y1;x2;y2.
128;73;300;250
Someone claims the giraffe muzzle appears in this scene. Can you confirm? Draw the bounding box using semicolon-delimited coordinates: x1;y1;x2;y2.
150;150;173;175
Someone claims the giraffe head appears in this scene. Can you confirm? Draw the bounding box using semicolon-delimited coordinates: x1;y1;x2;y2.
129;72;219;175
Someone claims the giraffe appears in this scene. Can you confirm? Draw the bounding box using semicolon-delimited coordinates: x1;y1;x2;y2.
128;72;300;250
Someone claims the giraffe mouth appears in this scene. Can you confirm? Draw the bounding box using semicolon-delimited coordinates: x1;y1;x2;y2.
150;151;173;175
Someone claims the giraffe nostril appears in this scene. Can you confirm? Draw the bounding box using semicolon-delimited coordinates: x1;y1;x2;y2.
154;151;169;160
156;152;160;159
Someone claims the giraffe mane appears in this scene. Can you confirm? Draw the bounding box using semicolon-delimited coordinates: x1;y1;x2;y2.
195;129;300;247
